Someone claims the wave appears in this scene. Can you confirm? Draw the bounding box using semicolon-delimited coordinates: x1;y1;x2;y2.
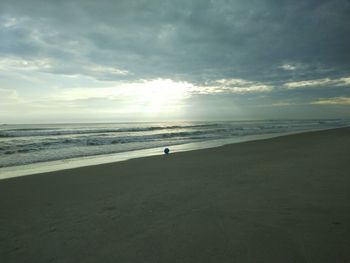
2;119;349;156
1;120;350;168
0;130;212;155
1;119;346;138
0;138;193;168
0;124;218;138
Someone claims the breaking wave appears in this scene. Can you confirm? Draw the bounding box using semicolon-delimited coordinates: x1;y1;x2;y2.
1;119;349;168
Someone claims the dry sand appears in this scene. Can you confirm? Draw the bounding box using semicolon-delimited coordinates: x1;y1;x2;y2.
1;127;350;263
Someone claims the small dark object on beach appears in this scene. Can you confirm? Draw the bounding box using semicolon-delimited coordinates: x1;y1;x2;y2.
164;148;170;154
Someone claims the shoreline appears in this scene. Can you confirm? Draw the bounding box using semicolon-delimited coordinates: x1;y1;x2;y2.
0;126;343;180
1;126;350;262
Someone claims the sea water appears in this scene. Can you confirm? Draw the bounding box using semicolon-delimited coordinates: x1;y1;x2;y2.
0;119;349;178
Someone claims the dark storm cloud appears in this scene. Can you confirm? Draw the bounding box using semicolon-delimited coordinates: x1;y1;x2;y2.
1;0;350;84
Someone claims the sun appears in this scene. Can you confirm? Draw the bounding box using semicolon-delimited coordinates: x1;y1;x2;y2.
129;79;192;114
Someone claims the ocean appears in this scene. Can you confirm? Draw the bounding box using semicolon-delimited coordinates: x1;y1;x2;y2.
0;119;349;177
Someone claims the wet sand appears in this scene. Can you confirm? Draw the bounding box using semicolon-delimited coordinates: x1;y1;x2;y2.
1;127;350;262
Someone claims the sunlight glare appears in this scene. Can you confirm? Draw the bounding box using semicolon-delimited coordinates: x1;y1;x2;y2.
130;79;192;113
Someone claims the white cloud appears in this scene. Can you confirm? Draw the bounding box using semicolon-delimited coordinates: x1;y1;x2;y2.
86;65;128;76
0;15;29;28
340;77;350;85
0;56;128;81
207;78;273;94
311;97;350;105
216;78;252;86
284;76;350;89
271;102;294;106
221;85;273;94
285;78;333;89
0;57;52;71
280;64;297;71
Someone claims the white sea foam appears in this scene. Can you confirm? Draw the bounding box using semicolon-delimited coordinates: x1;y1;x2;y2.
0;120;349;169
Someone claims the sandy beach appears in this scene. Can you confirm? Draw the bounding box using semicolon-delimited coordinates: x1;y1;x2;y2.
1;127;350;263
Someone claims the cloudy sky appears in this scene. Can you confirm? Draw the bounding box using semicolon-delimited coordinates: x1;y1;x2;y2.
1;0;350;123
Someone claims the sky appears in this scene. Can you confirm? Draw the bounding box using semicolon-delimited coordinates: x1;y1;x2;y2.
1;0;350;123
